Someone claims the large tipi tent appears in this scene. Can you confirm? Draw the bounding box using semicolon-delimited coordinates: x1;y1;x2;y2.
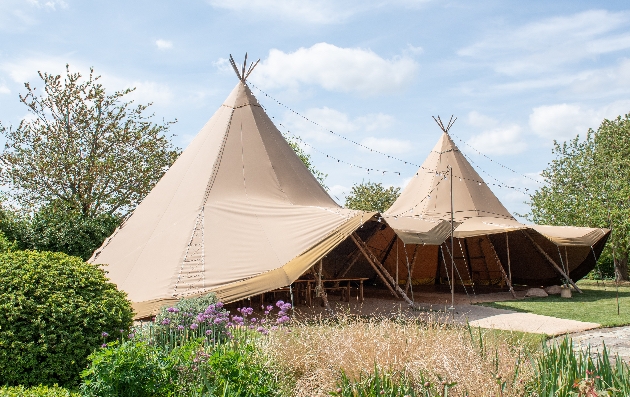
363;120;610;291
90;56;369;318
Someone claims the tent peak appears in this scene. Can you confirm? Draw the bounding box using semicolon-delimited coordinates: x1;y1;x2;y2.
432;115;457;134
229;53;260;83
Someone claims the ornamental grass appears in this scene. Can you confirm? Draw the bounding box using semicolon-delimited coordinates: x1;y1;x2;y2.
261;313;536;397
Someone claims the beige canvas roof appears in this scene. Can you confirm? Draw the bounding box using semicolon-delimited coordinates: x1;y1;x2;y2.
384;130;607;246
90;68;368;318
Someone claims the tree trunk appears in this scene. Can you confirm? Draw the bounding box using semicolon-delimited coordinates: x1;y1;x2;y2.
615;253;629;281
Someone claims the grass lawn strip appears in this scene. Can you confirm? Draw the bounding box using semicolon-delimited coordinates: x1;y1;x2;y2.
477;281;630;327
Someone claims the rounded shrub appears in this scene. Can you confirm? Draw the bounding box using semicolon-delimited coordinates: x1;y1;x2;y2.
0;250;133;387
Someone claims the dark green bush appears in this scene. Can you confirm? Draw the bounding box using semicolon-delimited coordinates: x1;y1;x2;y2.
0;385;79;397
25;204;120;261
0;250;133;387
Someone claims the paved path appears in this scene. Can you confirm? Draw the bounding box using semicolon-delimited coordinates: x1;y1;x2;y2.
454;304;600;336
564;326;630;363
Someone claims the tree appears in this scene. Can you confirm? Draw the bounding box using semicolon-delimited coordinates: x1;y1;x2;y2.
284;135;327;189
344;181;400;212
527;114;630;281
0;65;180;218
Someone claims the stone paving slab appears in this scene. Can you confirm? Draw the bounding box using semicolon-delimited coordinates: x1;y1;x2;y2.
565;326;630;363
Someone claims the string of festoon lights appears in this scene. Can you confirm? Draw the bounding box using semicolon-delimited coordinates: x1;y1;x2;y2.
249;83;531;196
447;132;544;185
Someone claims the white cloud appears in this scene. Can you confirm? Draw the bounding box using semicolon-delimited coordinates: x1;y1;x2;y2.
127;81;173;106
467;124;527;155
360;137;412;154
467;110;498;128
0;85;10;95
459;10;630;75
0;57;69;83
529;100;630;141
155;39;173;50
1;57;173;106
208;0;431;24
281;106;396;144
250;43;419;96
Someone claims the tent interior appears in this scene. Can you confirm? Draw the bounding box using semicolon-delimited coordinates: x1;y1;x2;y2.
251;216;609;308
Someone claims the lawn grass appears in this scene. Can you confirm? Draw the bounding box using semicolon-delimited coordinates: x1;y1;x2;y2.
477;280;630;327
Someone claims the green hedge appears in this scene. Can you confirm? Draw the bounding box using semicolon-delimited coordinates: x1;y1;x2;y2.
0;250;133;387
0;385;78;397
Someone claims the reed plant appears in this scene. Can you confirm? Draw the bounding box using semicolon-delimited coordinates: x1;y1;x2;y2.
527;337;630;397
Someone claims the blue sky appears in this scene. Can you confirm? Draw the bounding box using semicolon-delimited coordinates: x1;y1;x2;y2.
2;0;630;219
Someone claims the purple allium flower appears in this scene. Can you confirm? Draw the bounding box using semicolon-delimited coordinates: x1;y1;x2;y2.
214;318;224;324
266;305;274;311
249;325;255;329
101;332;109;337
101;343;107;348
271;326;278;331
215;302;224;309
261;318;267;324
205;329;213;335
166;307;180;313
177;325;185;331
281;303;292;311
161;318;171;325
250;317;257;323
128;333;135;339
261;305;265;310
190;323;199;330
276;315;290;324
275;300;284;308
264;310;269;315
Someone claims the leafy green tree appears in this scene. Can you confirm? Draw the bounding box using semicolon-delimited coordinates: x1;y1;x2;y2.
344;181;400;213
0;65;180;217
284;135;328;189
527;114;630;281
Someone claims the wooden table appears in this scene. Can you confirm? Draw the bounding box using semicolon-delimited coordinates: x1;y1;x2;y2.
291;278;368;306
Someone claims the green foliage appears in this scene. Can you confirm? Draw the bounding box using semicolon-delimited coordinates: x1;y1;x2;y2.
527;337;630;397
527;114;630;280
330;367;456;397
285;135;328;189
344;181;401;212
0;64;180;217
200;340;283;397
26;203;119;260
0;230;17;253
80;341;176;397
0;250;133;387
0;201;119;261
81;337;284;397
0;385;79;397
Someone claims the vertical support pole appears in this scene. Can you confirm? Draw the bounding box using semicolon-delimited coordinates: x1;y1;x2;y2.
449;165;455;313
316;259;330;310
506;233;512;286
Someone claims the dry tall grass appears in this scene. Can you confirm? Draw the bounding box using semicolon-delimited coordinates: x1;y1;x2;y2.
261;313;537;396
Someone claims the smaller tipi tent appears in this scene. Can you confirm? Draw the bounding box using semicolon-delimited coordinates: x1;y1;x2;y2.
90;56;370;318
373;119;609;290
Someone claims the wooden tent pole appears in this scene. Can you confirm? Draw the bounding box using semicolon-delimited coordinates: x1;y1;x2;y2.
405;244;419;295
351;233;418;306
522;230;583;293
350;233;397;296
506;233;513;288
487;237;516;298
316;259;330;310
336;251;361;279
